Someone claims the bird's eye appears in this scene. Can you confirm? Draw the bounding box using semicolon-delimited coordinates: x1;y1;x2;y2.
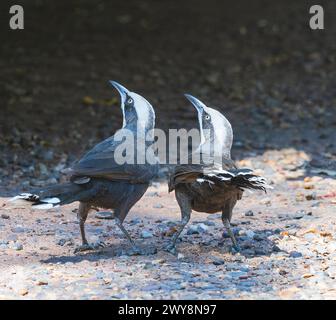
127;98;133;104
204;114;210;120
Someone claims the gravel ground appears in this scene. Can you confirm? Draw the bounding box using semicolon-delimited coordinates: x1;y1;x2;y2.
1;151;336;299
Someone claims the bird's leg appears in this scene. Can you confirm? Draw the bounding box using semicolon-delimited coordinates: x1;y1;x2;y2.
165;191;192;255
114;217;138;250
74;202;105;253
222;215;240;252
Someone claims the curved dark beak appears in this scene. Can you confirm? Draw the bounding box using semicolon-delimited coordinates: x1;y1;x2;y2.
184;94;205;113
109;81;129;99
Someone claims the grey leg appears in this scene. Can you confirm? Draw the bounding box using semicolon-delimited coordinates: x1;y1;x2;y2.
74;202;105;253
222;198;240;251
78;202;90;246
222;216;240;252
115;216;137;249
165;191;192;255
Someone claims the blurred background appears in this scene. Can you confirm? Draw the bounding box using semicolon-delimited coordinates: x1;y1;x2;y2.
0;0;335;194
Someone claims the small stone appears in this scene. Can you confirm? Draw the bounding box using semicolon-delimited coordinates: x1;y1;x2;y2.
305;193;316;201
244;210;254;217
146;192;159;197
304;233;316;241
37;281;48;286
187;225;199;235
272;245;282;252
1;214;10;219
211;257;225;266
294;210;312;219
197;223;209;233
95;211;114;219
57;238;73;246
203;220;216;226
129;218;141;225
153;203;163;209
245;230;255;239
253;234;264;241
19;289;29;296
177;253;185;260
12;243;23;251
302;273;314;279
11;226;25;233
289;251;302;258
254;248;266;255
151;259;165;265
141;231;153;239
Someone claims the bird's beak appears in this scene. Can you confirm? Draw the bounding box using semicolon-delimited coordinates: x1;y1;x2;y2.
184;94;205;114
109;81;129;101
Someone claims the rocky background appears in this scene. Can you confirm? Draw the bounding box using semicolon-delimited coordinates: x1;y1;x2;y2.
0;0;335;299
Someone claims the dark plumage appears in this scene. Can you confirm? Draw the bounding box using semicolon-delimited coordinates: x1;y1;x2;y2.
10;81;158;253
166;94;272;254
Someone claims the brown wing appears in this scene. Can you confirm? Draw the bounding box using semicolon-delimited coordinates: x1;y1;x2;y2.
168;153;237;191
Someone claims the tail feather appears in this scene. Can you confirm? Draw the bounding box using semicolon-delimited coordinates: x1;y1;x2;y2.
198;168;272;192
9;182;86;209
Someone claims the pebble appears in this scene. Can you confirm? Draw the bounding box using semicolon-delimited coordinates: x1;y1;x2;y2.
203;220;216;226
11;226;26;233
304;233;316;241
197;223;209;233
245;210;254;217
272;245;282;252
1;214;10;219
95;211;114;219
153;203;164;209
187;225;199;235
146;192;159;197
255;248;267;255
253;234;264;241
289;251;303;258
11;242;23;251
294;210;312;219
141;231;153;239
211;257;225;266
246;230;256;239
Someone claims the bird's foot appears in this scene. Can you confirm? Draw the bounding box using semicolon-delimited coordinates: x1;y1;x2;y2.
74;241;106;253
230;244;241;254
164;243;178;256
127;246;145;256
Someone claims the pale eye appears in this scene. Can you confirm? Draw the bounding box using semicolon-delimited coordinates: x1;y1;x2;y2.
127;98;133;104
205;114;210;120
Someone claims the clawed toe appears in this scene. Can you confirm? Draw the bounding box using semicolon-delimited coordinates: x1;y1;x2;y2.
128;246;143;256
164;244;178;255
74;241;106;253
230;244;241;253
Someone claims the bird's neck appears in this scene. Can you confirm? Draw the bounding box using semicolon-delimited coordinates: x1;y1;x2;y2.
197;137;231;165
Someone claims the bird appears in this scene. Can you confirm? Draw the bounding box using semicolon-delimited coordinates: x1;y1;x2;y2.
9;81;159;253
167;94;272;254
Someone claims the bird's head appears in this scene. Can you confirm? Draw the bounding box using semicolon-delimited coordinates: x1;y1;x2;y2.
184;94;233;158
110;81;155;132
